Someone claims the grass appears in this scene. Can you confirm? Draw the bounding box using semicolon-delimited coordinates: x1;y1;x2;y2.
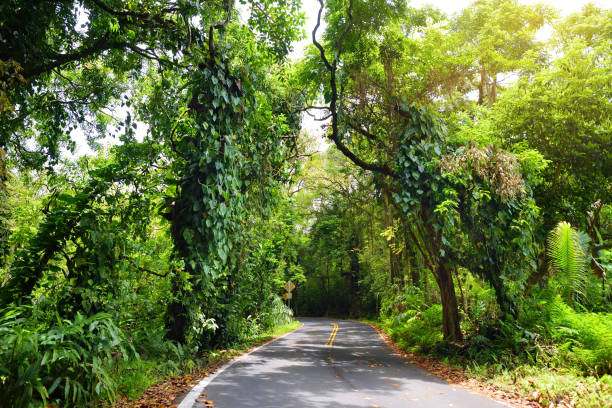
478;365;612;407
116;359;175;401
111;320;301;406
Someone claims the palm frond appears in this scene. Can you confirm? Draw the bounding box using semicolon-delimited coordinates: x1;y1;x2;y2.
547;221;588;303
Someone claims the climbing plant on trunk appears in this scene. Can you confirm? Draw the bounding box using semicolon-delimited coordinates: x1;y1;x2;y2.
162;56;251;343
306;0;541;341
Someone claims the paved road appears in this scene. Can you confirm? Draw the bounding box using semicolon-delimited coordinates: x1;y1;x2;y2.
191;318;506;408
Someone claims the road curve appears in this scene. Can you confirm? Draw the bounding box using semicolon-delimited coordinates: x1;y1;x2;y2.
187;318;506;408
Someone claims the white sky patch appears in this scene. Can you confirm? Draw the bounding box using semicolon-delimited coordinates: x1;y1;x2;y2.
411;0;609;16
62;104;148;160
290;0;327;60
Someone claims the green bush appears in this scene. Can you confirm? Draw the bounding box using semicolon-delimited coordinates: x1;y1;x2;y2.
538;297;612;375
463;316;538;365
0;307;133;407
386;304;444;353
258;295;294;331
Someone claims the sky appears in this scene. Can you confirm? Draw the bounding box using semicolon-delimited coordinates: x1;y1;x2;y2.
411;0;607;15
67;0;608;158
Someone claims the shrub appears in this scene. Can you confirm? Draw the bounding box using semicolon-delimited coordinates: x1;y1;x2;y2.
259;295;294;330
540;298;612;375
0;307;133;407
386;304;444;353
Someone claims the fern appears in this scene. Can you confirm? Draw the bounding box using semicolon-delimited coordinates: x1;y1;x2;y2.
547;221;588;304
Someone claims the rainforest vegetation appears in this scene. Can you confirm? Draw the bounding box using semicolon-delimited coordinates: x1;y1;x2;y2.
0;0;610;406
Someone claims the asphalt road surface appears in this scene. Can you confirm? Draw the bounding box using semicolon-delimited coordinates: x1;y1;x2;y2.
190;318;506;408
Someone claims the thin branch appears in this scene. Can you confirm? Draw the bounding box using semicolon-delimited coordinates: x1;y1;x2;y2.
23;33;127;79
89;0;179;25
347;120;377;141
305;110;332;121
209;0;233;58
312;0;333;72
302;105;331;111
300;105;333;120
127;44;161;61
213;0;233;29
312;0;395;177
169;109;189;158
335;0;354;60
407;223;434;272
120;255;169;278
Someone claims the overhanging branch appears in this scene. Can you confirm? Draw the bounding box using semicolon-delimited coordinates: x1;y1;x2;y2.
312;0;395;177
22;33;127;79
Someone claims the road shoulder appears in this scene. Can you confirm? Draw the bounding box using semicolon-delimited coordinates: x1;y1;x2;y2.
360;320;539;408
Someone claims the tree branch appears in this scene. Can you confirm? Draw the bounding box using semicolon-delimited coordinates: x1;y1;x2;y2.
347;119;378;141
209;0;233;58
120;255;169;278
22;33;127;80
335;0;354;60
312;0;333;72
312;0;395;178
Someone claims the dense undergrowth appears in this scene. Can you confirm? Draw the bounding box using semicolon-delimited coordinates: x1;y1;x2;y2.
0;298;294;407
379;285;612;407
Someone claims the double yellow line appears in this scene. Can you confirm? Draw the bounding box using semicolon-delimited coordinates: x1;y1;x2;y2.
326;323;339;346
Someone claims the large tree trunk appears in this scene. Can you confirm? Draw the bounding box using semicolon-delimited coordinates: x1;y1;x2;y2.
435;262;463;341
455;268;468;315
488;76;497;106
165;196;193;343
477;67;486;105
348;235;360;316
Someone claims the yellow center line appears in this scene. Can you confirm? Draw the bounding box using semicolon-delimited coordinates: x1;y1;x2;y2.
326;323;339;346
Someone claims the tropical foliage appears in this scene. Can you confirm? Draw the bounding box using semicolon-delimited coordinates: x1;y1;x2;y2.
0;0;610;407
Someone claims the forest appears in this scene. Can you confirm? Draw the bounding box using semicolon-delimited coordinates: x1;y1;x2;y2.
0;0;610;407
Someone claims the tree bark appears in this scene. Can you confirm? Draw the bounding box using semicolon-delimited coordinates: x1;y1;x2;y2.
166;196;194;343
435;262;463;341
348;234;360;316
455;268;468;314
477;67;486;105
165;293;189;343
406;240;420;286
488;76;497;106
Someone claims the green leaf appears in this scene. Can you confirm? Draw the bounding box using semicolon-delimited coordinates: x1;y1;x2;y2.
183;228;194;244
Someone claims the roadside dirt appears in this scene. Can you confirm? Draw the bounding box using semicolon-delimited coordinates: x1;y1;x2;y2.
111;352;230;408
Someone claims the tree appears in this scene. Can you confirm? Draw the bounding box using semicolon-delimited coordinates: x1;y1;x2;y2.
490;5;612;229
0;0;306;345
451;0;555;106
0;0;304;168
301;0;547;341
